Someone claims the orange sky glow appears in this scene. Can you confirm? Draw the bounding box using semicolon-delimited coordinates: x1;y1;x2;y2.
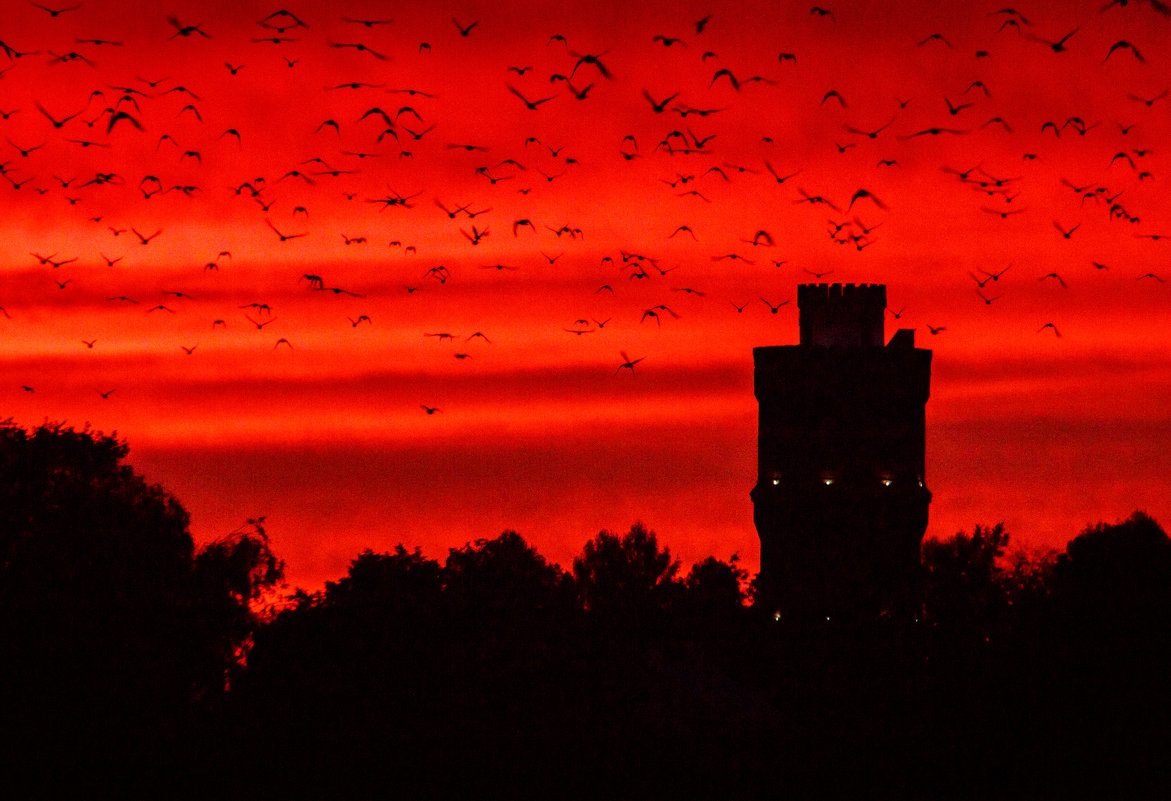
3;0;1169;590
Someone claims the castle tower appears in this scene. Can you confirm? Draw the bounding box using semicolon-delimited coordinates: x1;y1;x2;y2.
750;284;932;620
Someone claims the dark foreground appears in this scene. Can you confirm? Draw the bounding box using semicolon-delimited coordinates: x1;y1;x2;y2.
2;422;1169;798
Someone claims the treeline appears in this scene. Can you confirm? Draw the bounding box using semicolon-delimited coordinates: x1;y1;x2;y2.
2;421;1170;799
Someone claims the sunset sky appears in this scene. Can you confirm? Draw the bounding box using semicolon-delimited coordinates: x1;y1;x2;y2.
2;0;1169;590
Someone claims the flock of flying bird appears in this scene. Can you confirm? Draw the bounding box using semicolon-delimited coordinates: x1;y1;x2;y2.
2;2;1169;416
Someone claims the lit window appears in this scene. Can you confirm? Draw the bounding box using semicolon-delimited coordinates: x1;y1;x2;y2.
822;477;834;486
881;478;893;487
772;478;780;485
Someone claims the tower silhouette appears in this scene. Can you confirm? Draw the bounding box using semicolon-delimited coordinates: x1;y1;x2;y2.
751;284;932;620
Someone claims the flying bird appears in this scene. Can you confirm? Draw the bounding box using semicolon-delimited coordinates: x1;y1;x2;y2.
642;90;679;112
32;3;83;17
1104;40;1144;62
266;219;307;241
1029;27;1078;53
508;85;557;110
847;189;888;211
453;18;479;36
616;351;644;375
167;16;210;39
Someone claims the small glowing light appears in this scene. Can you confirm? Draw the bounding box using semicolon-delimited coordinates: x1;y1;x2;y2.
822;478;834;485
881;479;893;487
772;478;779;485
773;611;781;622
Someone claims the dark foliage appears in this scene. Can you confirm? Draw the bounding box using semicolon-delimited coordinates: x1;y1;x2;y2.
5;421;1170;798
0;421;282;795
572;520;682;620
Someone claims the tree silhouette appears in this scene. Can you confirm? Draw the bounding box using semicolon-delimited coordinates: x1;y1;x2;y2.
677;554;750;641
443;529;575;626
1052;510;1171;627
9;420;1164;801
683;554;748;611
189;517;285;687
1038;512;1171;797
322;543;444;619
921;522;1010;632
0;420;282;790
231;513;1171;798
572;521;682;622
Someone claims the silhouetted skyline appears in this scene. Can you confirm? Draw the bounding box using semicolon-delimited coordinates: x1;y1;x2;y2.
4;418;1170;797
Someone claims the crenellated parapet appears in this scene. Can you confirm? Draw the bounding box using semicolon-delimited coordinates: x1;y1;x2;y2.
798;282;887;347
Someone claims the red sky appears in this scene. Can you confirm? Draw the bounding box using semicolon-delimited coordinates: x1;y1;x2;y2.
3;0;1169;590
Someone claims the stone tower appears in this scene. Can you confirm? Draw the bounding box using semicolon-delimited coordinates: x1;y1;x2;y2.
750;283;932;620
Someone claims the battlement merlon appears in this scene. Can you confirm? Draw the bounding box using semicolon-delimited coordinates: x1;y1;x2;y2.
798;282;887;347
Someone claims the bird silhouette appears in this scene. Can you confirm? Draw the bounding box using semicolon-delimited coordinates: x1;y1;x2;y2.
1128;89;1168;107
1104;40;1144;62
642;90;679;113
33;3;83;17
36;103;84;129
847;189;888;211
844;118;894;139
167;16;210;38
943;96;973;118
508;85;557;109
1030;27;1078;52
570;51;612;80
453;18;479;36
616;351;644;375
266;219;307;241
981;264;1012;282
918;33;952;48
